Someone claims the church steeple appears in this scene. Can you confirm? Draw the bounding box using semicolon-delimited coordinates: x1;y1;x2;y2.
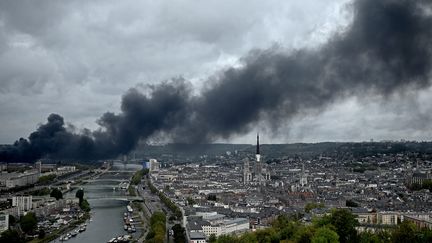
255;133;261;162
256;133;260;155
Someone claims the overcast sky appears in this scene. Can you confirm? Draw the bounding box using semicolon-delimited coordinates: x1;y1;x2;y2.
1;0;432;145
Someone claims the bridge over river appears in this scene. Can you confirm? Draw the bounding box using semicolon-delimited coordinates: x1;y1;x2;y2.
65;195;143;202
55;162;144;243
83;178;130;183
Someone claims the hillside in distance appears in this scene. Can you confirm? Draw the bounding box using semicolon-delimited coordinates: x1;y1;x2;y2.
132;141;432;162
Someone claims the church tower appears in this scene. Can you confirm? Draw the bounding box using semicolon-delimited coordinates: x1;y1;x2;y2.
243;159;252;184
255;133;263;185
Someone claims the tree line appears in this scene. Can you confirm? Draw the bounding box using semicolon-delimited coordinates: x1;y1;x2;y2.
210;209;432;243
145;211;166;243
147;180;182;219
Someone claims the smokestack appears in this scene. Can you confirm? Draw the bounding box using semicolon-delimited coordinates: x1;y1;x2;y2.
1;0;432;163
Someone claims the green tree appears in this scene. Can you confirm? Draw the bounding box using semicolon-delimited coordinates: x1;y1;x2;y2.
358;231;388;243
209;234;217;243
279;221;300;240
147;211;166;242
50;188;63;200
255;228;279;243
131;169;146;185
238;232;258;243
0;229;23;243
38;229;46;239
186;197;196;205
272;214;290;229
312;227;339;243
305;202;325;213
38;174;56;184
294;225;315;243
76;188;84;204
20;212;37;233
391;221;418;243
8;215;16;226
328;209;358;243
172;224;186;243
216;235;237;243
150;211;166;226
419;227;432;243
423;179;432;190
80;199;91;212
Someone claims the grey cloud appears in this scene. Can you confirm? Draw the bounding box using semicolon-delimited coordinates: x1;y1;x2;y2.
2;0;432;163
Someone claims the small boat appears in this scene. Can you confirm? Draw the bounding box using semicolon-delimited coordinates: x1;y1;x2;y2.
124;224;128;230
79;225;86;232
107;235;131;243
60;235;69;241
71;230;78;237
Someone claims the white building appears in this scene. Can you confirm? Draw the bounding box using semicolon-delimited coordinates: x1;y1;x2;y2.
12;196;33;215
5;172;39;188
35;161;42;174
202;218;249;237
57;166;76;174
149;159;160;172
0;214;8;233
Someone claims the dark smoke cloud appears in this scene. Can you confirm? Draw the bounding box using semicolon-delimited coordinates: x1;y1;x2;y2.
179;0;432;141
0;81;192;161
1;0;432;162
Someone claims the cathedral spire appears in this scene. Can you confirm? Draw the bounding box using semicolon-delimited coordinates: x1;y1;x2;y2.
255;133;261;162
256;133;260;155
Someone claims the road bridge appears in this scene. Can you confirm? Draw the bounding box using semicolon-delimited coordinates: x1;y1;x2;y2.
103;170;136;173
65;195;143;202
83;179;129;183
86;196;143;202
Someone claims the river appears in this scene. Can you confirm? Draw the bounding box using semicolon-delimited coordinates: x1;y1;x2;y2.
51;162;143;243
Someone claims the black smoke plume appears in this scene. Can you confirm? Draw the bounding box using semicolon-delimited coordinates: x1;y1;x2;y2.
1;0;432;162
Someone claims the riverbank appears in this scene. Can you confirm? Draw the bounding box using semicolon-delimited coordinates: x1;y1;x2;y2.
29;212;90;243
